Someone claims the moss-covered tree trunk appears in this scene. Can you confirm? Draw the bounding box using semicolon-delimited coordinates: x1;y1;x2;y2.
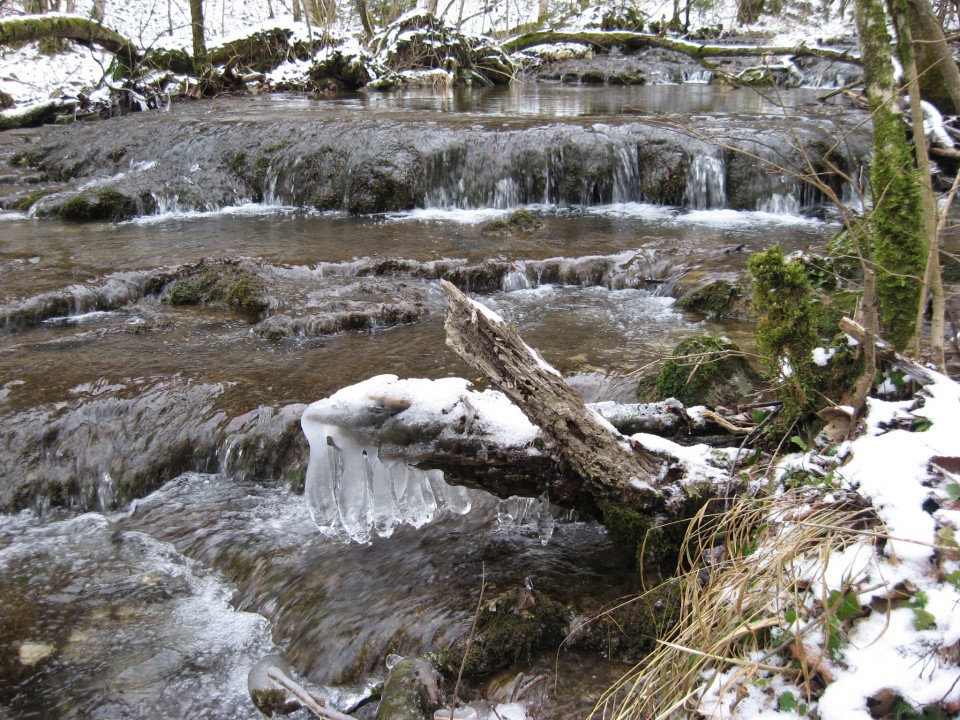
853;0;926;349
0;16;138;68
889;0;946;365
189;0;208;69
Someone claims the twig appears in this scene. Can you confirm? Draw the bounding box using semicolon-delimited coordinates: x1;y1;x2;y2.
265;670;358;720
443;562;487;720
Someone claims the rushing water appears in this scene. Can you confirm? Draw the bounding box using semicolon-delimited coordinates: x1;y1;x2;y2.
0;85;844;718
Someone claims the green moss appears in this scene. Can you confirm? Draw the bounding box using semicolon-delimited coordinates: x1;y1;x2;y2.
676;279;748;320
480;209;543;235
165;265;267;315
16;191;50;212
57;189;140;222
654;335;760;407
749;245;818;429
441;588;568;681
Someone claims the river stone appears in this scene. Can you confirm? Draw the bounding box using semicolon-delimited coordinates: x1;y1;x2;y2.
653;335;762;408
18;641;55;666
377;655;444;720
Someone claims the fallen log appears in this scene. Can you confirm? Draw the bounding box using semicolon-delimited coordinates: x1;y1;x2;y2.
502;30;860;66
440;279;668;513
0;15;138;68
0;98;76;131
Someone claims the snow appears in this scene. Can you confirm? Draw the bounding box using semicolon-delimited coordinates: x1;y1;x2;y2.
1;0;864;107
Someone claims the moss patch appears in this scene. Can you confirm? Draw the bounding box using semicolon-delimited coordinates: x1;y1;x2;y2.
165;265;267;315
479;208;543;235
440;588;568;681
676;279;751;320
654;335;761;407
57;189;147;222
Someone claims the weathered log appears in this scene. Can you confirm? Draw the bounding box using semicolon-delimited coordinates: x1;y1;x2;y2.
502;30;860;66
0;98;75;131
0;15;139;68
440;279;667;512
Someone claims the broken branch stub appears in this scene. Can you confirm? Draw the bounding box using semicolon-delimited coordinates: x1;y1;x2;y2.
440;279;667;512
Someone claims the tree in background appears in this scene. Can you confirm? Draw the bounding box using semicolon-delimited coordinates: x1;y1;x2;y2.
190;0;207;67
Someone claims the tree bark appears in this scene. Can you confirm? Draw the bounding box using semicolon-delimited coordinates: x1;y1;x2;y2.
890;0;944;365
905;0;960;114
440;279;668;514
853;0;926;349
189;0;208;68
501;30;861;66
0;16;138;67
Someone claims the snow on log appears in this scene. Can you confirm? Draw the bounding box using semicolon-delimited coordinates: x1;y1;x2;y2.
0;98;75;131
502;30;860;66
440;279;668;512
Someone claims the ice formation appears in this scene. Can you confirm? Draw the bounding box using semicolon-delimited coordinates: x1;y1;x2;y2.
301;375;540;543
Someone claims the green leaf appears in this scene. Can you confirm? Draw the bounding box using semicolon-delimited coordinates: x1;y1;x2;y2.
937;527;959;550
778;691;798;713
799;703;808;716
946;484;960;502
913;607;936;631
791;435;808;451
827;589;862;621
913;418;933;432
784;608;797;624
946;570;960;592
751;409;771;424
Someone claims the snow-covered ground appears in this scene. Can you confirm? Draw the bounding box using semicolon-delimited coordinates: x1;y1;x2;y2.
0;0;860;106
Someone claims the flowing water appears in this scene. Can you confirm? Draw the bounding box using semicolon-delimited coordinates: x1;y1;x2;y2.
0;85;848;718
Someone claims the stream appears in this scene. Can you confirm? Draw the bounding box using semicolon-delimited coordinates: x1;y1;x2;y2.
0;84;850;718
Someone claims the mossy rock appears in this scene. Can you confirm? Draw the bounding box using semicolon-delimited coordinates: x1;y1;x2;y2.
676;279;752;320
57;189;151;222
567;581;681;661
165;265;268;315
479;209;543;235
653;335;762;407
440;588;568;681
377;655;443;720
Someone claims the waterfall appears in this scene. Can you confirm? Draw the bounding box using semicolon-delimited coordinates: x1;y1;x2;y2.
684;154;727;210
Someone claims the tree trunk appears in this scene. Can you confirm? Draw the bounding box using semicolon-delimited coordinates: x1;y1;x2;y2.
440;280;668;514
292;0;302;23
889;0;944;365
853;0;926;349
537;0;549;25
90;0;105;23
355;0;375;40
905;0;960;114
0;16;138;67
189;0;208;68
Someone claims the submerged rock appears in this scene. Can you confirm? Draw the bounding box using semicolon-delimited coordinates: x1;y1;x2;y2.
378;654;445;720
440;588;568;681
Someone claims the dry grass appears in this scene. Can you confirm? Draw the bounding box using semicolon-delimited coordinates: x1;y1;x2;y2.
591;489;882;720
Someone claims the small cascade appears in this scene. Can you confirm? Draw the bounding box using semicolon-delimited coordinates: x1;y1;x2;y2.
757;193;801;215
502;262;533;291
495;496;574;545
682;70;714;84
420;127;647;209
684;154;726;210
